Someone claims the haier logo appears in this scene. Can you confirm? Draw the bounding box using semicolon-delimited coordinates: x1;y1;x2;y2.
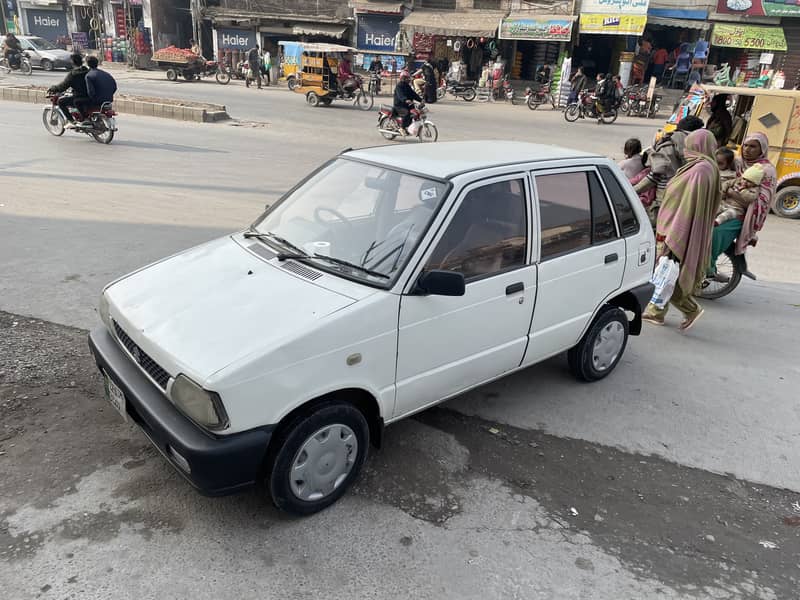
221;33;249;46
34;15;60;27
365;32;395;48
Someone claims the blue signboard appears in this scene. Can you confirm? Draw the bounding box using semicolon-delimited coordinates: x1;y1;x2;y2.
356;15;400;52
216;28;255;49
25;9;67;41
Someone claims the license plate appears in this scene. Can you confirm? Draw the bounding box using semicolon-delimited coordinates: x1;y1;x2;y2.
104;374;127;421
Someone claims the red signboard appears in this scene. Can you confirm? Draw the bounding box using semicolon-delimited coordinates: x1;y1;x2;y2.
716;0;800;17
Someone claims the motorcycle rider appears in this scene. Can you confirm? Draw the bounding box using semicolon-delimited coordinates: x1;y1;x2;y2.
594;73;612;122
393;71;422;135
85;56;117;106
47;54;90;127
338;53;359;95
368;57;384;94
2;33;23;69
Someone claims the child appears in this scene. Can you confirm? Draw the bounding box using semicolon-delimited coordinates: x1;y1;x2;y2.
715;165;764;226
618;138;645;179
715;147;737;186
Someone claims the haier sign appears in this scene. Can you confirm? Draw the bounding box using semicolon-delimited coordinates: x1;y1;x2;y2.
357;15;400;52
26;9;68;41
217;28;255;49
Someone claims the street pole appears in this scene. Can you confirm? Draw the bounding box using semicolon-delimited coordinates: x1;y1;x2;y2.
1;0;8;35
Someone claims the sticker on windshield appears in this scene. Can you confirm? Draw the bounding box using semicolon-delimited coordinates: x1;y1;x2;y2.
421;187;438;201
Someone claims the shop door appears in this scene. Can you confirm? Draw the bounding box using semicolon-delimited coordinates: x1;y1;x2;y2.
749;95;795;164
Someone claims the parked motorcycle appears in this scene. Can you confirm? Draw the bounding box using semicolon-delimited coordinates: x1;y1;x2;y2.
499;74;519;104
445;79;477;102
42;93;117;144
0;51;33;76
377;102;438;142
525;80;556;110
626;86;662;118
697;241;756;299
564;89;618;124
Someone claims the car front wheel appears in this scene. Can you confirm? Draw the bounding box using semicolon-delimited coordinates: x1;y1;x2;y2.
568;306;629;382
266;402;369;515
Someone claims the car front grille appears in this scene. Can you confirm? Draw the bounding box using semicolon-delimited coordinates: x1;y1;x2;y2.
113;320;171;390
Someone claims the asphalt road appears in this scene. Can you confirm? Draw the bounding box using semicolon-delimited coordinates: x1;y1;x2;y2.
1;84;799;599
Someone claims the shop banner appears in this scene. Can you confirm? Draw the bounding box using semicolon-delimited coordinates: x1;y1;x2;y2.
25;9;67;41
216;28;256;49
357;14;401;52
581;0;649;15
579;14;647;35
716;0;800;17
710;23;788;51
498;16;573;41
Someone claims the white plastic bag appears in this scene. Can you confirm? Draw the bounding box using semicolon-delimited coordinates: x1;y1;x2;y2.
649;255;680;308
407;120;422;136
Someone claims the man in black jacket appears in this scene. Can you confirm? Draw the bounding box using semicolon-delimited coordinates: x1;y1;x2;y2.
85;56;117;105
48;54;89;125
393;71;421;134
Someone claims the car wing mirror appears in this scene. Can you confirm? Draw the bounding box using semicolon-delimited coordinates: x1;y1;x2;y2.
412;270;465;296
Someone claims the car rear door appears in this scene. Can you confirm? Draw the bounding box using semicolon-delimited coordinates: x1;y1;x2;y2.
523;166;626;366
394;175;537;419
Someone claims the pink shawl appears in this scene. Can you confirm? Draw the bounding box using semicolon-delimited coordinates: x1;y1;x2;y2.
735;132;777;255
657;129;721;293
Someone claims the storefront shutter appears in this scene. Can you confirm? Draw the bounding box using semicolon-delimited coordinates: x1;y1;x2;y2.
774;22;800;90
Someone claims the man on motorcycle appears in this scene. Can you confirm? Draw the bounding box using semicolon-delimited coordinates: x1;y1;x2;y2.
393;71;422;135
47;54;90;127
369;57;383;94
338;53;359;95
85;56;117;106
2;33;23;69
594;73;612;121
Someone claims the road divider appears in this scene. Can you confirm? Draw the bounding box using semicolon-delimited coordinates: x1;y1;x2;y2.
0;85;230;123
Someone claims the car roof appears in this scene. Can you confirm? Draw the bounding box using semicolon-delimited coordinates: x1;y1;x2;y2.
344;140;601;179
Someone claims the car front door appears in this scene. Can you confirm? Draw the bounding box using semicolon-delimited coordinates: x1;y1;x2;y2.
394;175;537;419
19;40;39;66
523;167;626;366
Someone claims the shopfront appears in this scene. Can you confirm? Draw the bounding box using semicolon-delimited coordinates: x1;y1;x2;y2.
356;12;404;72
213;26;255;67
20;3;68;44
709;21;788;85
498;14;574;80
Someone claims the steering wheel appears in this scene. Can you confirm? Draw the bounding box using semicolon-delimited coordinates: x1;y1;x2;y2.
314;206;353;231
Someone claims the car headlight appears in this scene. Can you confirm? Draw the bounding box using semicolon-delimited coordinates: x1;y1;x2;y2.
98;291;111;329
170;374;229;430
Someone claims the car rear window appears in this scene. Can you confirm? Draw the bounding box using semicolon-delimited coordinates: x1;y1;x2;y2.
598;166;640;236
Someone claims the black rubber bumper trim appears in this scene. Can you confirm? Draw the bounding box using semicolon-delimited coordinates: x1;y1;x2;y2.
631;281;655;311
88;327;273;496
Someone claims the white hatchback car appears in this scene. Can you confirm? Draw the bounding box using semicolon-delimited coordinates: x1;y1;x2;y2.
89;141;655;514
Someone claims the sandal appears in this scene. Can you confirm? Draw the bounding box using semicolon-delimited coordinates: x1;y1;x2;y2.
641;314;665;326
679;307;704;332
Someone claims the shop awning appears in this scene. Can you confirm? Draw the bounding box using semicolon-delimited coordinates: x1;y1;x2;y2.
710;23;787;51
353;1;405;14
646;16;710;30
399;10;507;38
292;23;348;38
499;14;576;41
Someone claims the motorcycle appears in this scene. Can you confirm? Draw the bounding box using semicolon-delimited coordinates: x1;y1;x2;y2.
42;93;117;144
445;79;477;102
564;89;618;124
0;51;33;76
619;85;639;114
525;80;556;110
626;86;662;118
368;72;382;96
499;74;519;104
377;101;438;142
697;241;757;299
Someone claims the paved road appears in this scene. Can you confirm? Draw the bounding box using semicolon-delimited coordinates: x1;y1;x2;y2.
1;94;799;599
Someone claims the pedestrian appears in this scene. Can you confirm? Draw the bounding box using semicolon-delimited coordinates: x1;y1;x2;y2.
422;58;437;103
262;48;271;86
652;45;669;82
642;129;721;330
246;44;262;89
568;66;587;104
707;132;776;279
706;94;733;147
618;138;645;179
715;147;736;186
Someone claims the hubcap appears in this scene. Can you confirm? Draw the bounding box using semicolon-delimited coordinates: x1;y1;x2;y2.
290;424;358;502
592;321;625;371
782;192;799;211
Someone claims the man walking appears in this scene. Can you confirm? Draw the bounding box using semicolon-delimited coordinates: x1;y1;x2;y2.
262;49;271;86
246;44;262;89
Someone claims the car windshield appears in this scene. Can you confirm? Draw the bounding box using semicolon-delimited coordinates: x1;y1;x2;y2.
252;158;448;286
26;37;58;50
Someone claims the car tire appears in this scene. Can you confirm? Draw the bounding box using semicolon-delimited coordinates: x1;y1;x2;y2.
568;306;629;382
266;402;369;516
40;59;54;71
773;185;800;219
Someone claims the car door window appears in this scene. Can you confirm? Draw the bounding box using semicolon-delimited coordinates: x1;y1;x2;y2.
537;172;592;259
598;166;640;236
588;171;618;243
425;179;527;280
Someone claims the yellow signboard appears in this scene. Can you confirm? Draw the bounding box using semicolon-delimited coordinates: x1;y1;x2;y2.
710;23;788;52
579;14;647;35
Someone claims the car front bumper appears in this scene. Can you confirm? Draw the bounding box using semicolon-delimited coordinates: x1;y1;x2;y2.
88;326;273;496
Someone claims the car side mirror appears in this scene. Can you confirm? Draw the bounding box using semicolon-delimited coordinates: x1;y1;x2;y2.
413;270;465;296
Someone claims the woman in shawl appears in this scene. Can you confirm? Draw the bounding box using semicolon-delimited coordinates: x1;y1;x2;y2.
643;129;720;331
707;132;776;279
706;94;733;147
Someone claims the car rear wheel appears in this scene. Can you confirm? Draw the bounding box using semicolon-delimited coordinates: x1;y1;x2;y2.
568;306;629;382
773;185;800;219
266;402;369;515
40;59;54;71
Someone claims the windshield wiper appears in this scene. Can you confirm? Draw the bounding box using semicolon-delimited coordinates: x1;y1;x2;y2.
243;230;308;256
278;253;390;280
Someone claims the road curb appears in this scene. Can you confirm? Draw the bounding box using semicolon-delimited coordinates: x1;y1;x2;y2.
0;86;230;123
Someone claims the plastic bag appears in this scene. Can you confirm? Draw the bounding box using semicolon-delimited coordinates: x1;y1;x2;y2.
407;120;422;136
649;255;680;308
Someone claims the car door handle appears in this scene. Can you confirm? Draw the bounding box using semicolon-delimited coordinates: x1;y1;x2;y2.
505;282;524;295
604;253;618;264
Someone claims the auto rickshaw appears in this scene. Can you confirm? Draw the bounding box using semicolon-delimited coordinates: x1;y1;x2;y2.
292;43;374;110
278;40;302;90
663;85;800;219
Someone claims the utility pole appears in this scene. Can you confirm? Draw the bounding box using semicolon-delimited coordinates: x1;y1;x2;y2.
1;0;8;35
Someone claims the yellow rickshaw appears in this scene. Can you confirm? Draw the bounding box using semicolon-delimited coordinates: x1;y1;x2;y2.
664;85;800;219
293;43;374;110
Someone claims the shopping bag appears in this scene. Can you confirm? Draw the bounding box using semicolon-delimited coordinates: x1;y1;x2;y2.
407;120;422;136
649;255;680;308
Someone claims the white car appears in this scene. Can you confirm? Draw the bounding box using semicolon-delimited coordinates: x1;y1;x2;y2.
89;141;655;515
